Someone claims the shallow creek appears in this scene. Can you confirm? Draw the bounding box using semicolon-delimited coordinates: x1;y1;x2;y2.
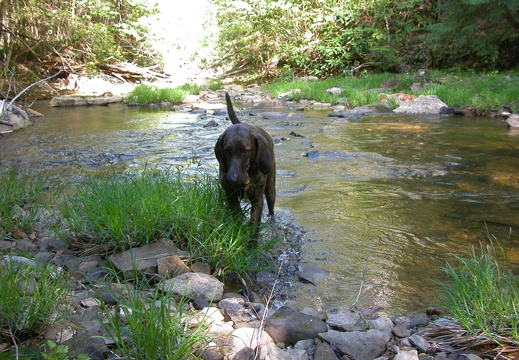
1;100;518;316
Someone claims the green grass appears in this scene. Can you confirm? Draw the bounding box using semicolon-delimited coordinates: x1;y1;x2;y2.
262;70;519;114
126;82;206;105
417;72;519;114
0;166;47;239
440;241;519;346
99;283;208;360
126;84;187;104
263;73;395;107
58;166;266;274
0;259;70;344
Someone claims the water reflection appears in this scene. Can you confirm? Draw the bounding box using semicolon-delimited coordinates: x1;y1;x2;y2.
1;102;518;315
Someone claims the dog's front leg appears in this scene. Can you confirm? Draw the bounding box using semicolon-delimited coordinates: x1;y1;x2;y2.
225;190;242;216
249;194;264;225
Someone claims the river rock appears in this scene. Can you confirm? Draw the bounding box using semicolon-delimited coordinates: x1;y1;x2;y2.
218;297;257;323
264;305;328;346
108;239;182;279
189;307;234;335
229;327;276;357
0;101;33;132
157;254;191;278
161;272;224;302
326;87;344;95
394;350;419;360
298;263;330;285
49;94;124;107
327;309;363;331
408;334;430;352
314;342;340;360
260;111;288;120
506;113;519;128
393;95;450;115
277;88;302;100
369;316;394;335
319;328;391;360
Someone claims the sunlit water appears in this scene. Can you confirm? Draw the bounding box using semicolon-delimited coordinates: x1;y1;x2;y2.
2;101;518;316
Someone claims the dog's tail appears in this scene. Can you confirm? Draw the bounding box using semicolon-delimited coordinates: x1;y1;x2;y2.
225;92;241;125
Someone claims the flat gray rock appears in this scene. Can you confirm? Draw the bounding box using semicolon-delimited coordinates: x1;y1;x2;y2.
298;263;329;285
162;272;224;302
109;240;182;279
319;328;390;360
50;95;123;107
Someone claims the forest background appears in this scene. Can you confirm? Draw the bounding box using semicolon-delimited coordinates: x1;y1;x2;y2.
0;0;518;86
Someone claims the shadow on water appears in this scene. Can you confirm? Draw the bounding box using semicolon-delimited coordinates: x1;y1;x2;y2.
1;101;518;315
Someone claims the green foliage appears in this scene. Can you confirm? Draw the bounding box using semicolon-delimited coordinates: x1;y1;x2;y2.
41;340;91;360
126;83;203;104
440;242;519;344
0;260;70;344
126;85;185;104
212;0;438;78
0;0;158;70
99;284;208;360
59;166;261;273
211;0;518;79
0;166;47;239
413;71;519;114
426;0;519;69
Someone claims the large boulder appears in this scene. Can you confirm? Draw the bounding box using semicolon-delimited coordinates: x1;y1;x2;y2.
0;101;33;132
393;95;451;115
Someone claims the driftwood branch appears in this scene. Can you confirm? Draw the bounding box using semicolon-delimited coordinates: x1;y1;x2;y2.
0;69;61;118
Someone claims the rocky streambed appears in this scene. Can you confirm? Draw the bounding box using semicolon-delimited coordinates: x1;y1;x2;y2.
1;221;483;360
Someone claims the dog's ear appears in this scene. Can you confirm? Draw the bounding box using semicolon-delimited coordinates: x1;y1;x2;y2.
215;134;228;172
254;134;272;174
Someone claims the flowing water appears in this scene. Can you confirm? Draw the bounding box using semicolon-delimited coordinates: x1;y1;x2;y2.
2;100;519;316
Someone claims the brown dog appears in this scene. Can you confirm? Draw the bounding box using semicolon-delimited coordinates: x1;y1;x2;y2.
215;92;276;228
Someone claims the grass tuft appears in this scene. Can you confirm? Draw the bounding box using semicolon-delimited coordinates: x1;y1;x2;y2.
98;283;209;360
440;241;519;345
126;83;203;105
0;166;47;239
58;166;262;273
0;259;70;344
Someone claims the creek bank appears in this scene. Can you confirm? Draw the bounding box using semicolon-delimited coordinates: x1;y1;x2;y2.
2;227;487;360
5;71;517;133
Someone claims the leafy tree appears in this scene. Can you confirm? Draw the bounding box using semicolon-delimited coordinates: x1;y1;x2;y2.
0;0;158;73
426;0;519;69
211;0;518;78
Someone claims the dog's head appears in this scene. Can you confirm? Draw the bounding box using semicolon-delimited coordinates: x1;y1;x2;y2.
215;124;272;185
